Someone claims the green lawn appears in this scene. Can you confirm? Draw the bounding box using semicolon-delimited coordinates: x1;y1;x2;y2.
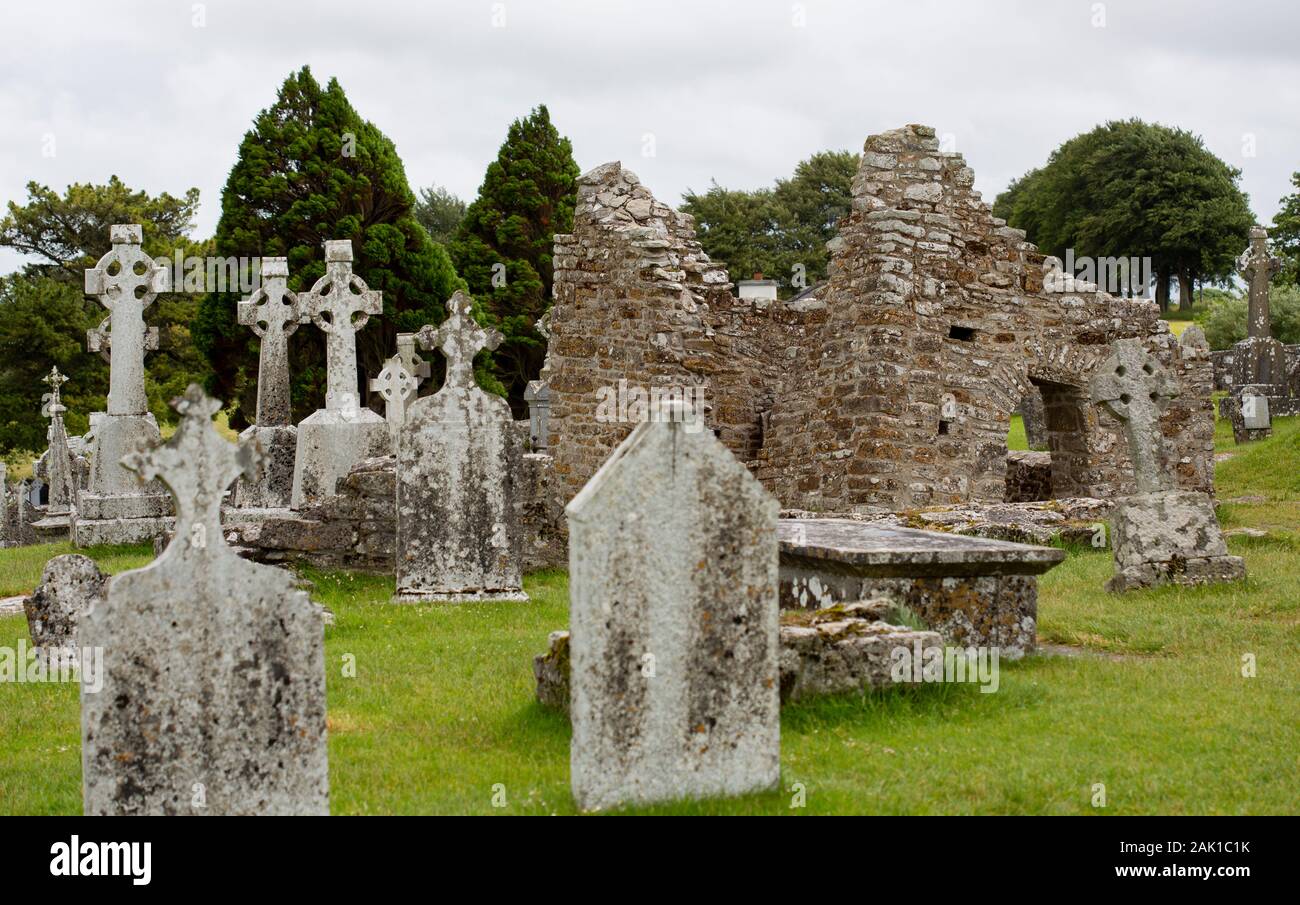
2;424;1298;815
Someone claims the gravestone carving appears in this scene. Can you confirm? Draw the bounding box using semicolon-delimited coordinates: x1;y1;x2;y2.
567;404;780;811
233;257;300;507
525;380;550;452
394;291;526;602
290;240;390;508
1090;340;1244;591
72;225;173;545
81;385;328;815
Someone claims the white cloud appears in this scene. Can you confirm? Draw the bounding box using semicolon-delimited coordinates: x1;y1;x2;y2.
1;0;1296;273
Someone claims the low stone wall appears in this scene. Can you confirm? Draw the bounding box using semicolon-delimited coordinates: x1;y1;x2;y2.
533;600;944;711
223;451;567;574
1004;450;1053;502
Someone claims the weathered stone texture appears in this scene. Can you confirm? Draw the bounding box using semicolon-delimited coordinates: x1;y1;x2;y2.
291;240;390;509
1106;490;1246;592
1090;341;1244;591
567;415;780;810
753;125;1215;511
81;386;327;815
24;554;107;652
73;225;172;545
777;519;1063;658
1004;450;1053;502
543;129;1218;513
395;292;526;602
234;257;299;507
542;161;822;502
535;601;943;712
224;443;564;574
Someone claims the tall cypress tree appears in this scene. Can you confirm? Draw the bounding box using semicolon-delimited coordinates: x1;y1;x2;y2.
194;66;464;427
451;105;579;415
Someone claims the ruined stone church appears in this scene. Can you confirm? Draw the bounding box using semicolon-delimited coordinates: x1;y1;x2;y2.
541;124;1215;513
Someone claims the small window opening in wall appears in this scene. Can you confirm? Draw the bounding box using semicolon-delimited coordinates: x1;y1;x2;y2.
948;325;977;342
938;420;951;436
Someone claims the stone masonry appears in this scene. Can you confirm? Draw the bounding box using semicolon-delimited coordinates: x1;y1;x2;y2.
543;129;1216;513
756;125;1214;510
543;161;824;503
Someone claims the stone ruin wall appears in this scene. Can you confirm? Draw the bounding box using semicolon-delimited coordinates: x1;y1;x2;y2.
752;124;1215;511
223;423;566;574
542;161;825;502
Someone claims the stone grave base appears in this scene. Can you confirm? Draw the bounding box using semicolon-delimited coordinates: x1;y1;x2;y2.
234;424;297;508
71;489;173;546
29;511;71;542
86;413;160;494
291;409;392;509
72;514;174;546
392;588;530;604
1107;489;1246;592
534;600;944;712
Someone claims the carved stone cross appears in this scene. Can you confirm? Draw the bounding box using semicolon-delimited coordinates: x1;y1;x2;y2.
415;291;500;390
1238;226;1282;340
237;257;299;427
368;332;430;429
1089;339;1180;495
298;240;382;411
87;316;159;366
43;365;67;417
396;332;430;386
84;225;169;416
370;354;417;429
43;366;77;514
122;384;258;554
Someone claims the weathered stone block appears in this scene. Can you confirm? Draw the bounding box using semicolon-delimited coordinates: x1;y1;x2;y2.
1106;490;1245;592
24;554;107;652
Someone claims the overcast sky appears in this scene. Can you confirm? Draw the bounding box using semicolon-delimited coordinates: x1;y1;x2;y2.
2;0;1298;274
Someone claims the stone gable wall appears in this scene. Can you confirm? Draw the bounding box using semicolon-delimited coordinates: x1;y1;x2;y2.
752;124;1214;510
542;161;824;503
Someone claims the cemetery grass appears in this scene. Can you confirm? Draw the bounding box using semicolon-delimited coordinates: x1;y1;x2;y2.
1;426;1297;815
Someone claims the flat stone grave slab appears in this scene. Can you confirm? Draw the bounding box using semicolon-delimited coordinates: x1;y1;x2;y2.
777;519;1066;658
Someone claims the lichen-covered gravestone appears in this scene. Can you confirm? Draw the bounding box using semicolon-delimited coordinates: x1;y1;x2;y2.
1090;339;1245;592
72;225;172;545
233;257;300;508
394;291;526;602
291;240;390;508
24;554;107;653
566;404;780;810
81;385;328;815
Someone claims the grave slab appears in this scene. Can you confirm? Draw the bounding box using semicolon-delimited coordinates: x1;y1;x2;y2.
777;518;1063;658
